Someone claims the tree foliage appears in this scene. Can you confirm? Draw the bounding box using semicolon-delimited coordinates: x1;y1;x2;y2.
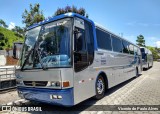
0;33;7;50
147;46;160;60
12;26;24;37
0;19;8;28
0;26;23;50
22;3;45;27
136;35;145;47
54;5;88;18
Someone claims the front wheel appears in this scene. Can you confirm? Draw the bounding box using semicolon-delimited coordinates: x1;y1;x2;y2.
94;75;105;99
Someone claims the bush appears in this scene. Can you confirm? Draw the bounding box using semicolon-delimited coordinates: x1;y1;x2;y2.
0;47;3;50
0;42;5;46
0;32;5;40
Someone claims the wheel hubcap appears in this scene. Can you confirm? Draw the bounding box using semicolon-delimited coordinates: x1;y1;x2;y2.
97;78;104;94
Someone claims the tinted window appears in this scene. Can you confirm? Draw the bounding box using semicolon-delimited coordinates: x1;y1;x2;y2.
142;53;146;59
74;26;87;72
85;22;94;64
112;36;123;53
75;27;86;52
140;48;145;53
96;28;112;50
122;40;130;54
129;44;134;55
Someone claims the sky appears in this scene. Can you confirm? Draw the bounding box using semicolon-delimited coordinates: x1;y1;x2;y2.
0;0;160;47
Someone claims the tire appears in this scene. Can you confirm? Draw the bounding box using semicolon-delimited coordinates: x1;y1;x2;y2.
136;67;139;77
148;63;149;69
94;75;105;99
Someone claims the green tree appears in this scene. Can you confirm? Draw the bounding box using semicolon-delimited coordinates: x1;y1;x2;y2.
12;26;24;37
0;33;5;40
0;19;8;28
0;33;7;50
136;35;145;47
54;5;88;18
22;3;45;27
147;46;160;60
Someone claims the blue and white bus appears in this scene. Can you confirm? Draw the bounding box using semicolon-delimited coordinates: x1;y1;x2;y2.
16;13;142;106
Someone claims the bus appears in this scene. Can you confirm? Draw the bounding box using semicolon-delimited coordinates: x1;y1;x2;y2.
16;13;142;106
140;47;153;70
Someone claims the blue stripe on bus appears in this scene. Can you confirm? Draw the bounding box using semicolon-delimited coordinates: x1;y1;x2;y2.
17;86;74;106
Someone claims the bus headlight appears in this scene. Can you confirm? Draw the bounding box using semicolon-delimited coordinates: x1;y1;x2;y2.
16;80;23;85
50;81;61;87
49;81;70;87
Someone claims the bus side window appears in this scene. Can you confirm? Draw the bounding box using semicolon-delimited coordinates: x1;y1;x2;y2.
112;36;123;53
122;40;130;54
85;22;94;65
96;28;112;51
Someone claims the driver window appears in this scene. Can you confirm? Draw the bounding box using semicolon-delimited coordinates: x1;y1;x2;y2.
74;26;88;72
76;27;86;52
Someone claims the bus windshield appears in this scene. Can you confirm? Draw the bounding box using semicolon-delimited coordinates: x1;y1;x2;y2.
21;18;72;70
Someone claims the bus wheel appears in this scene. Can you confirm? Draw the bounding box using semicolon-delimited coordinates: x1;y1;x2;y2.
94;75;105;99
136;67;139;77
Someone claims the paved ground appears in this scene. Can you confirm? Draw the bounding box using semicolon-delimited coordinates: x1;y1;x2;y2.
0;89;20;104
1;62;160;114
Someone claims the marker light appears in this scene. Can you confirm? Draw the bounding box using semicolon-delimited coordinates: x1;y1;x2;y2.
63;81;70;87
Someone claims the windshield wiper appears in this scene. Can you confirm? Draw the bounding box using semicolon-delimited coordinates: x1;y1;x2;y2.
21;48;48;71
21;49;34;71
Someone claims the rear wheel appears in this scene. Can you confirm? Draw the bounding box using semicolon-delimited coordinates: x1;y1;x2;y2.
136;67;139;77
94;75;105;99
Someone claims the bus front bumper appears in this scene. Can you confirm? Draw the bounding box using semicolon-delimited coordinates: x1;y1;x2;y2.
17;86;74;106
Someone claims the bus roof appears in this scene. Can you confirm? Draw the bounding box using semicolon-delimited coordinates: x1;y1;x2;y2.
27;12;94;30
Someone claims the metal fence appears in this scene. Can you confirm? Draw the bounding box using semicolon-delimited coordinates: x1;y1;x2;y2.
0;66;16;90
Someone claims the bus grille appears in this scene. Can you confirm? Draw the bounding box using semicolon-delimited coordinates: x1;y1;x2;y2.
23;81;48;87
